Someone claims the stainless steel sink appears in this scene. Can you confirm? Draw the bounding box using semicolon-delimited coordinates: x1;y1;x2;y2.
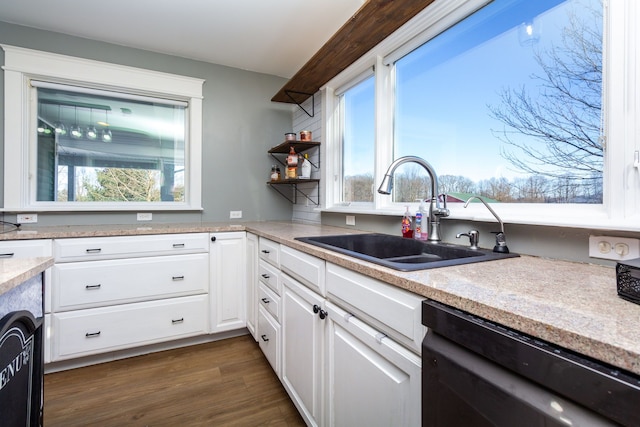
295;233;518;271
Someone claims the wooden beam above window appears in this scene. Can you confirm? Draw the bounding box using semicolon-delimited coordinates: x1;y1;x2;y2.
271;0;436;104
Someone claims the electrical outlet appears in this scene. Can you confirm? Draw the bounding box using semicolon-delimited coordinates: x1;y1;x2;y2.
589;235;640;261
137;212;152;221
17;214;37;223
230;210;242;219
346;215;356;226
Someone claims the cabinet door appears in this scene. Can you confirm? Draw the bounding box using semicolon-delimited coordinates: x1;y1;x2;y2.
246;233;258;340
209;232;246;333
281;273;325;427
325;301;421;427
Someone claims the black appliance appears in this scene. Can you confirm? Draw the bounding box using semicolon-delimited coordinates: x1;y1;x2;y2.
422;299;640;426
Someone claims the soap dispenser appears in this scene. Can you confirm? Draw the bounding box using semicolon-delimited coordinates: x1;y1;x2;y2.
414;199;428;241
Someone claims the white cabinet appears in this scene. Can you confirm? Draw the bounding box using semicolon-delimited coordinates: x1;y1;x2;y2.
281;273;326;427
52;295;208;360
209;232;246;333
325;301;421;427
258;305;280;375
326;263;425;353
246;233;258;340
49;233;210;363
51;253;208;311
257;237;282;376
263;247;423;427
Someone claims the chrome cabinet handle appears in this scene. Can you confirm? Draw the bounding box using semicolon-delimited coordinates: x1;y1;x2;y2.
172;318;184;324
85;284;101;290
85;331;101;338
85;248;102;253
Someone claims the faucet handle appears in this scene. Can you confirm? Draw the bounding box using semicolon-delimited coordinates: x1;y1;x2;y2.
434;194;450;217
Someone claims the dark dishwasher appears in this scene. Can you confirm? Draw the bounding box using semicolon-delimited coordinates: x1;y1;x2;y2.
422;299;640;426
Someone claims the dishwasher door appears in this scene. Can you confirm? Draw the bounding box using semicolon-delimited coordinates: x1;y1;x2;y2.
423;329;614;426
422;299;640;427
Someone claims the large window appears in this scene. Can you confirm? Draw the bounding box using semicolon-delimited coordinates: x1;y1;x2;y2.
36;84;187;203
2;45;204;211
325;0;636;229
340;75;375;203
393;0;603;204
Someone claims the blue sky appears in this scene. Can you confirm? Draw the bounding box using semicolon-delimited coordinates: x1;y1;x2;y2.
345;0;602;184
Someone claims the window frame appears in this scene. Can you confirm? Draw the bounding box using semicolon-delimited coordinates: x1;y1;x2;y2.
2;45;205;212
322;0;640;231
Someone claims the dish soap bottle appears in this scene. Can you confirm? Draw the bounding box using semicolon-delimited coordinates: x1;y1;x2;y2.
401;205;413;238
299;153;311;179
414;198;428;241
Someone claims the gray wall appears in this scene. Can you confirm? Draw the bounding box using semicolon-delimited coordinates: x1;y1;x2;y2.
0;22;294;225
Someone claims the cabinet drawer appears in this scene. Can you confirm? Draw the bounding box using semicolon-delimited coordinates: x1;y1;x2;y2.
258;237;280;267
280;245;325;296
326;263;424;353
258;306;280;377
51;295;208;361
258;282;280;322
54;233;209;262
258;259;280;295
52;253;209;311
0;239;52;258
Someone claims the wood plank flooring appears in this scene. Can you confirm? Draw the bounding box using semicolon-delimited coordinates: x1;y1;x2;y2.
44;335;305;426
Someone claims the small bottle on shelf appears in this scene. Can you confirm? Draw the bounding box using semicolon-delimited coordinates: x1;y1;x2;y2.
299;154;311;179
286;146;298;179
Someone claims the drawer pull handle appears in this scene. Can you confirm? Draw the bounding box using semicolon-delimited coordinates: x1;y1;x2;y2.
261;298;270;304
172;243;185;248
172;318;184;324
85;331;101;338
0;253;15;258
85;284;102;290
260;334;269;342
261;250;270;254
172;276;185;281
261;274;270;279
85;248;102;253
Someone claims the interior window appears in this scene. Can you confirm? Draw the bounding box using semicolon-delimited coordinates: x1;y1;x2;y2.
340;75;375;203
36;85;186;203
392;0;603;204
2;45;203;212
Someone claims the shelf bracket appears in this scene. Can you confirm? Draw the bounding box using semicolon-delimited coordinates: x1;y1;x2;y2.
284;90;314;118
267;181;319;206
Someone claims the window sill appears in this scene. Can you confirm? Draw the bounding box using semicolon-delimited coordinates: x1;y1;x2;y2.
321;205;640;232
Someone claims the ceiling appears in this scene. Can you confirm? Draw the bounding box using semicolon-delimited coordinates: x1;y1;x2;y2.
0;0;365;79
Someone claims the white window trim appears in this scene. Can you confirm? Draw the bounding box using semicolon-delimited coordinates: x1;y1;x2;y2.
321;0;640;232
1;45;205;212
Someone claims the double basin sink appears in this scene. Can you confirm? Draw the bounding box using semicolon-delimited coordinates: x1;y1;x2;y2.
295;233;518;271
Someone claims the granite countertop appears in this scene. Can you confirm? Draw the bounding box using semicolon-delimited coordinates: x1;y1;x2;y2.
1;220;638;376
0;257;54;295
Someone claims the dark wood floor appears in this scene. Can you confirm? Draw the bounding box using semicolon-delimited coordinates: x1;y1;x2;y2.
44;335;305;426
